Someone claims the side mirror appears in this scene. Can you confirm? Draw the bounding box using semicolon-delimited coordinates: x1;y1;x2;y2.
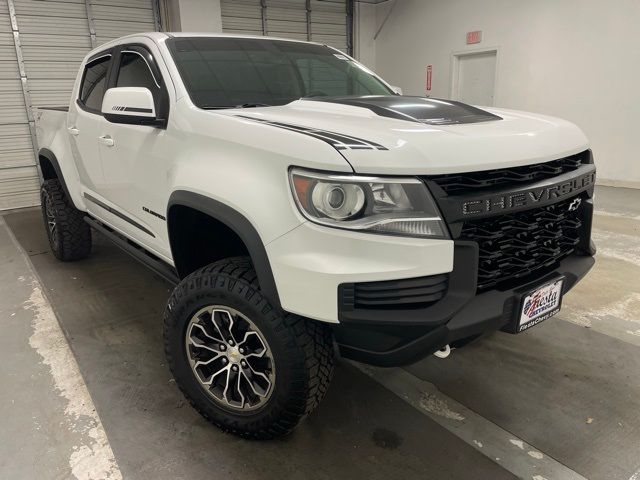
390;85;403;95
102;87;160;126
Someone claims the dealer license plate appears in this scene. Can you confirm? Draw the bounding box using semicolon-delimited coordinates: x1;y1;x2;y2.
517;278;564;332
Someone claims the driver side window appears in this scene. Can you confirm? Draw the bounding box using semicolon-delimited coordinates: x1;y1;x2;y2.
117;51;158;90
116;50;163;110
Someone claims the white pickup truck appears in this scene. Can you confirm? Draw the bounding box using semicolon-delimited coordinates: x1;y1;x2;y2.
35;32;596;439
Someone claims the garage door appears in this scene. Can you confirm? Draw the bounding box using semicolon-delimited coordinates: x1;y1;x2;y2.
221;0;352;54
0;0;160;211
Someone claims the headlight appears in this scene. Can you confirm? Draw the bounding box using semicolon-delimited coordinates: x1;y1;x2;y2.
289;168;448;238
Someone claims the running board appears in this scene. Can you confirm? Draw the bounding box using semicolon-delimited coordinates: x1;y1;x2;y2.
84;215;180;286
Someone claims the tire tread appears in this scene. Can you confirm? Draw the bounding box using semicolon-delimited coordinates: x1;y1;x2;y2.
40;179;91;261
163;256;334;439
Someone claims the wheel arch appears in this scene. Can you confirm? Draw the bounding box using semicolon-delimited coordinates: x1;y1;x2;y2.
38;148;75;206
167;190;282;310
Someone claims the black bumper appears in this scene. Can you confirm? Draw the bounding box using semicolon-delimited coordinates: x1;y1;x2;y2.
333;243;595;367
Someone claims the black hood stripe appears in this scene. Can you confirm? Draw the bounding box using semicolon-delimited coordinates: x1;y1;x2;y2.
310;96;502;125
236;115;388;151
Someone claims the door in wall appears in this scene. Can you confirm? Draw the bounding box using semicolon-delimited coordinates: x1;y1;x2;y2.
453;50;496;106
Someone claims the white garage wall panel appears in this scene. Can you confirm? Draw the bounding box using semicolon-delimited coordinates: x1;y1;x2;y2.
1;0;39;209
267;0;307;41
221;0;262;36
15;0;91;110
310;0;347;53
91;0;158;46
0;0;160;210
221;0;350;53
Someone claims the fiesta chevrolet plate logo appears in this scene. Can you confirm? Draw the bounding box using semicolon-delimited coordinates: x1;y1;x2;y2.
460;170;595;217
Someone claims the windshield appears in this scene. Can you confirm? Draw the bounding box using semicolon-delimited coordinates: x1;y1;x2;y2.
166;37;393;109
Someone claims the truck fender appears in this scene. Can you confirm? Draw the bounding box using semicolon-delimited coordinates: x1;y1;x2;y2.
38;148;79;209
167;190;282;310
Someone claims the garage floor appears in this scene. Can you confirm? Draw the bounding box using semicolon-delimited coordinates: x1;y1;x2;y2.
1;185;639;480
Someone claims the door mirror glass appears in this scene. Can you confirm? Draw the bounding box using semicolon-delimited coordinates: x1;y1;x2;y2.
101;87;158;126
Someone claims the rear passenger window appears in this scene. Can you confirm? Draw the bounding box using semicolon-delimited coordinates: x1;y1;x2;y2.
80;55;111;111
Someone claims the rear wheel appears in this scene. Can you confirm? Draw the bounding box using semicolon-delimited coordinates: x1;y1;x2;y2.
40;179;91;261
164;257;334;439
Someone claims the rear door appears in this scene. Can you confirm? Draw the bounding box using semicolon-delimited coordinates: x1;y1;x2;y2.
69;50;112;196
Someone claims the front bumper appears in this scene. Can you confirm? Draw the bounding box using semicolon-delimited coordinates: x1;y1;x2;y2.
332;154;596;366
266;221;454;323
333;242;595;367
269;153;596;367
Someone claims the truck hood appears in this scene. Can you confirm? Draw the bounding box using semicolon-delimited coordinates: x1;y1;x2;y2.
224;96;589;175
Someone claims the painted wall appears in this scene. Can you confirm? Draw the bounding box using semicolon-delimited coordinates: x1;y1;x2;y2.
357;0;640;187
354;2;377;70
165;0;223;33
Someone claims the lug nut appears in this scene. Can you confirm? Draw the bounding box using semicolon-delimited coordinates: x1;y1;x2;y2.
241;360;247;367
228;339;235;346
219;344;226;351
239;348;244;354
232;365;238;372
221;357;228;364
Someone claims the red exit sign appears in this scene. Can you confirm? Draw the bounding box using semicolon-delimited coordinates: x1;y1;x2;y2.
466;30;482;44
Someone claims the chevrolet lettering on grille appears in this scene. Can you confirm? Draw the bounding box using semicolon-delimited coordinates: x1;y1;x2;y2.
461;170;596;217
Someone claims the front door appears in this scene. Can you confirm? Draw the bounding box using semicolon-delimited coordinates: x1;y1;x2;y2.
97;45;171;259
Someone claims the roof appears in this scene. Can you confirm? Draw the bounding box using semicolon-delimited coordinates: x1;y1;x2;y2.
85;31;338;63
96;31;326;48
167;32;326;46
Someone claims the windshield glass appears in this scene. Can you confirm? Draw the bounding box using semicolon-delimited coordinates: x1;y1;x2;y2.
166;37;393;109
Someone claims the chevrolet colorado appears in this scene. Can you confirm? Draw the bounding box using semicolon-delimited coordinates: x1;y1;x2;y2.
34;33;596;438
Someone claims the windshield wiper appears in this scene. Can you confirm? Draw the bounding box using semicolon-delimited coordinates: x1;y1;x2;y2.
235;103;271;108
201;103;271;110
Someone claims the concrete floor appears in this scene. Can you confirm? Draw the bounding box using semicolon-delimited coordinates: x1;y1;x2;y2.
0;185;639;480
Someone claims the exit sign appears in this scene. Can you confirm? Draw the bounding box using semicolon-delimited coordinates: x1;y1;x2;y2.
466;31;482;44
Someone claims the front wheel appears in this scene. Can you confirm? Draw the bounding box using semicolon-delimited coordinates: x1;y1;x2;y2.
163;257;334;439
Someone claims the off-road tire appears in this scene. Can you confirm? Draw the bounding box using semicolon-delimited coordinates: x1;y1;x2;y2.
164;256;334;439
40;179;92;261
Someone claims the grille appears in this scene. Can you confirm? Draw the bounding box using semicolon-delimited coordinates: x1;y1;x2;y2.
460;196;583;291
429;152;587;195
339;274;448;310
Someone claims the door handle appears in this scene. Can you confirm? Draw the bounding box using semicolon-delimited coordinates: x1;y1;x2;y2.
67;126;79;136
98;135;114;147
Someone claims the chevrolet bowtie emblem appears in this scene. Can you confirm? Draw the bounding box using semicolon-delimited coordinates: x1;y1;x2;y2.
567;198;582;212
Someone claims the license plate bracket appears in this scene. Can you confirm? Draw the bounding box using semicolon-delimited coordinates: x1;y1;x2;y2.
504;277;565;333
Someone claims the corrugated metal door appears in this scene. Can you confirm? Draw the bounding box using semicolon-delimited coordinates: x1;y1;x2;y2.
0;0;160;210
16;1;92;109
91;0;158;46
0;0;38;210
221;0;263;36
221;0;351;53
266;0;307;41
310;0;348;53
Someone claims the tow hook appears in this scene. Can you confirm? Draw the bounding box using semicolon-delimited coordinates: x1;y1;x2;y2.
434;345;451;359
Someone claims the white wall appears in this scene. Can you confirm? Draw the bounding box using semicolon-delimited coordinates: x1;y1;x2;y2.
167;0;223;33
354;2;377;70
358;0;640;187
